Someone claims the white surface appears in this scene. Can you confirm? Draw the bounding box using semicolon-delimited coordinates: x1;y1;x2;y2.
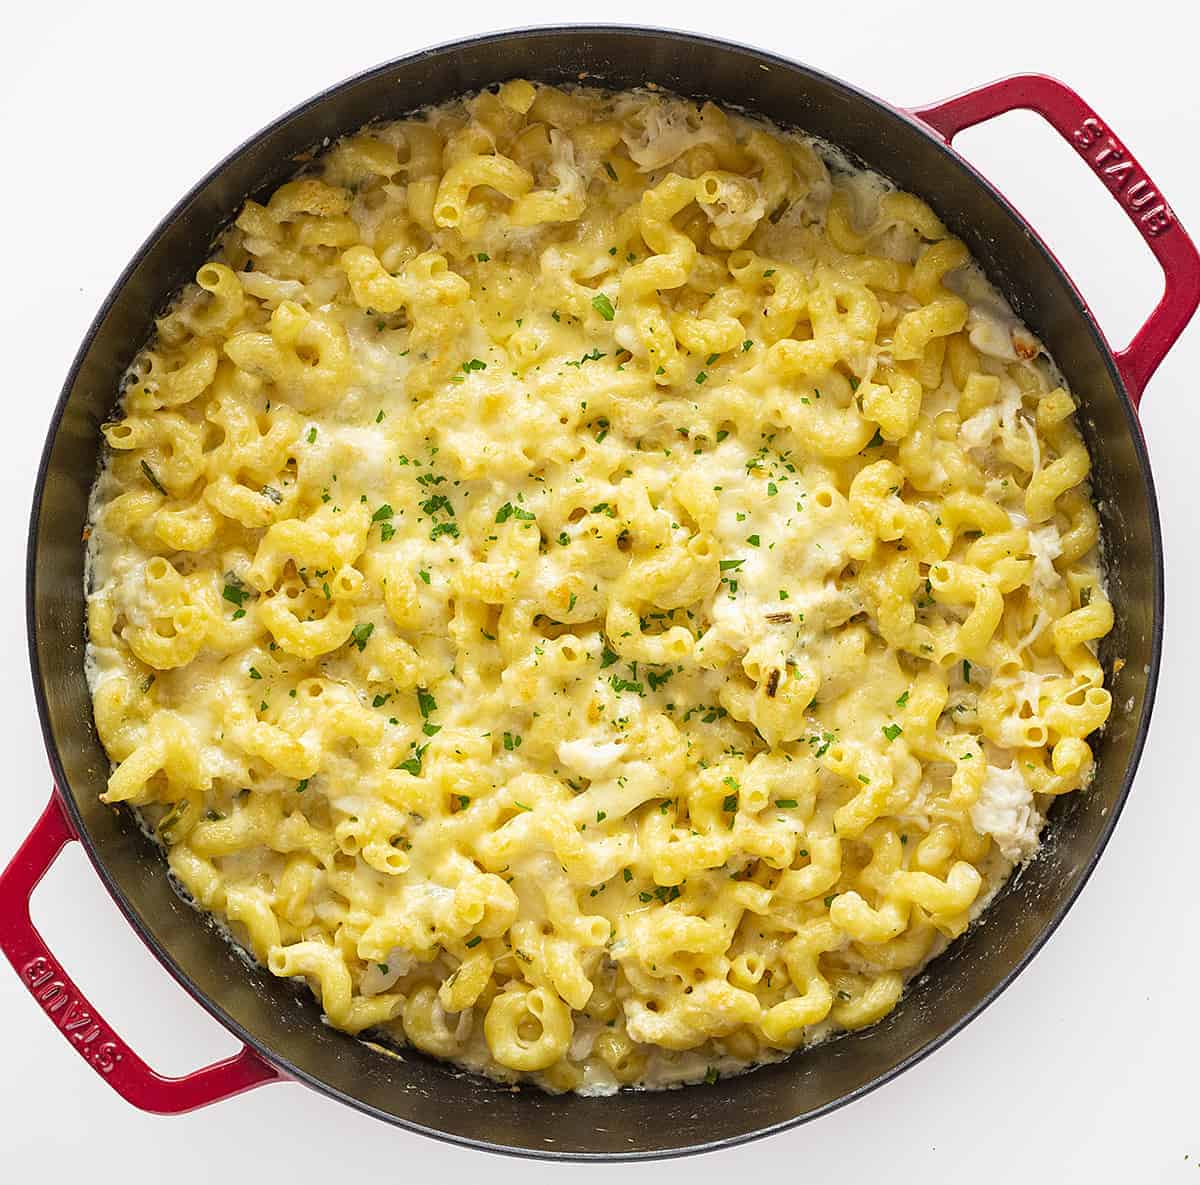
1;2;1196;1180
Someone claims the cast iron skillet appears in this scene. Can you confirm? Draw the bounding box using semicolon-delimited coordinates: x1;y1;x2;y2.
3;26;1197;1161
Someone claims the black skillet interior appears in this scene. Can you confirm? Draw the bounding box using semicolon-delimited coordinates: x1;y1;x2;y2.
27;27;1161;1159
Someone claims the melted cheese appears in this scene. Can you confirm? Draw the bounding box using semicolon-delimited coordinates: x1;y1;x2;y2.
970;764;1042;862
1028;524;1064;593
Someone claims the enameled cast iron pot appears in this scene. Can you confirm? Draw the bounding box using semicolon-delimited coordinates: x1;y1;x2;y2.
3;27;1197;1160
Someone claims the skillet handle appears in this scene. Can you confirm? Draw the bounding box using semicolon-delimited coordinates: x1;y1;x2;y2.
909;73;1200;407
0;792;281;1113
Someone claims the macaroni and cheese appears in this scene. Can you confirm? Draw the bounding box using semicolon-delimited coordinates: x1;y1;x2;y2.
85;82;1113;1093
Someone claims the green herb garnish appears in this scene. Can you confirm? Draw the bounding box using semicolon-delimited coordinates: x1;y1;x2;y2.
591;293;615;321
140;460;167;494
495;502;535;524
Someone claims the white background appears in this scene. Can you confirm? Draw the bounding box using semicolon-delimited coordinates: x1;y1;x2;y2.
1;2;1195;1179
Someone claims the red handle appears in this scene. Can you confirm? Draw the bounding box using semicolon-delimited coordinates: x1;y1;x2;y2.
909;73;1200;407
0;793;281;1113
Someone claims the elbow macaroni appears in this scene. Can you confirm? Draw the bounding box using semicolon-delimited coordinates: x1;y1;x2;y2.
85;83;1113;1093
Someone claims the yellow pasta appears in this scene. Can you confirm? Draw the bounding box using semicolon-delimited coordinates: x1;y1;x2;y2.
85;83;1112;1094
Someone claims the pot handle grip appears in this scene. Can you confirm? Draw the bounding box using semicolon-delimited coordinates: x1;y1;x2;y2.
0;792;281;1113
909;73;1200;407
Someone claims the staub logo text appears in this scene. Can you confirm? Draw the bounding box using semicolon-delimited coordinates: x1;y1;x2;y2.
1073;116;1173;235
22;955;123;1072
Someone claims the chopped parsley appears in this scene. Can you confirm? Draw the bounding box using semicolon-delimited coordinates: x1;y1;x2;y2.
350;622;374;651
882;723;903;742
398;744;427;776
140;460;167;494
222;581;249;608
610;675;645;696
495;502;535;524
591;293;616;320
646;668;673;692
